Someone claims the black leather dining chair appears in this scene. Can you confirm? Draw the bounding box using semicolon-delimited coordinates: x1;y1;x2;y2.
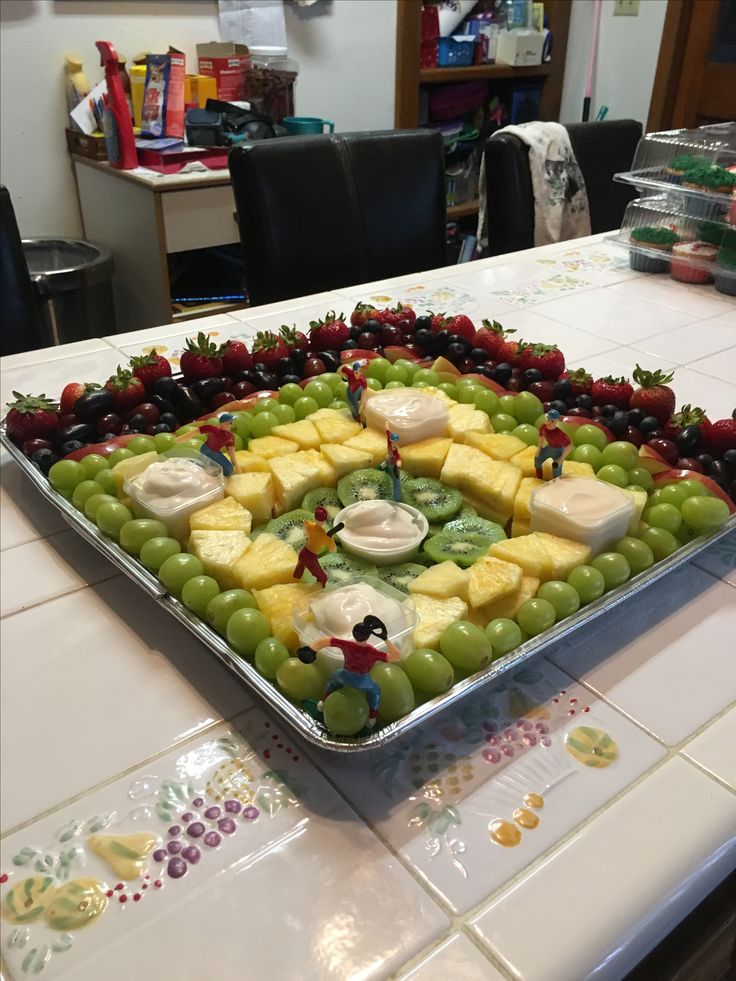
482;119;643;256
0;185;44;356
228;130;447;306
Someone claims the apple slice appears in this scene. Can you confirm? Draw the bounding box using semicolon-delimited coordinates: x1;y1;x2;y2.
652;469;736;513
431;356;461;377
383;345;426;363
339;348;379;365
66;433;141;461
459;372;509;396
559;415;615;442
199;391;279;415
637;443;671;475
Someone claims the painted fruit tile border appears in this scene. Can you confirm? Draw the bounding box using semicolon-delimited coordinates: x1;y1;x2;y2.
320;660;665;915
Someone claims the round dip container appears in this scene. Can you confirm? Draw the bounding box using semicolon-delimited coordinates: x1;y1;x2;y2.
333;499;429;565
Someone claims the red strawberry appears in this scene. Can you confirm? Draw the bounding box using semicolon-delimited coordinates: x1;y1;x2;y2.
377;302;416;332
350;302;378;327
474;319;514;358
428;311;448;333
251;331;289;371
279;325;309;353
309;311;350;351
104;368;146;410
60;381;100;416
445;314;476;343
5;392;59;445
630;365;676;423
180;332;225;381
560;368;593;398
663;404;712;444
222;340;252;375
496;337;520;366
129;349;172;390
704;418;736;457
590;375;633;409
518;342;565;380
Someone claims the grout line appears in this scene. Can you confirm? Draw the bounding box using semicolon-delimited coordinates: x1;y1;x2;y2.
0;572;120;621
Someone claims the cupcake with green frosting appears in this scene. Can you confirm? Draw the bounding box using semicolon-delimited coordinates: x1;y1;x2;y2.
714;246;736;296
665;154;710;184
629;225;681;273
683;164;734;218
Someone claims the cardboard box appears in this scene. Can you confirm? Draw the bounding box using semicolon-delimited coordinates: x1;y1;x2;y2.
197;42;250;102
166;48;186;139
495;30;544;67
66;128;107;161
185;74;218;108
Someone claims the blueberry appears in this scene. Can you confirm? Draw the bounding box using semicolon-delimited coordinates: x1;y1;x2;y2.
414;328;433;350
723;448;736;476
494;363;513;385
639;416;660;436
31;448;59;475
576;394;593;409
128;413;148;432
363;319;382;334
276;357;295;377
446;334;470;352
341;340;358;350
627;408;645;427
553;379;572;399
160;412;180;430
432;330;450;354
600;404;619;419
446;342;467;365
280;374;302;386
471;347;489;364
60;440;84;455
523;368;543;385
549;400;568;414
350;325;364;341
150;423;172;434
609;412;629;437
414;315;432;332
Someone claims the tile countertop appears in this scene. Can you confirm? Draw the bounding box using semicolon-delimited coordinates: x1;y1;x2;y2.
1;233;735;981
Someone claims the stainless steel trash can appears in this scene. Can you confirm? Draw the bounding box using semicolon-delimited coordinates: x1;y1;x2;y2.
22;238;116;345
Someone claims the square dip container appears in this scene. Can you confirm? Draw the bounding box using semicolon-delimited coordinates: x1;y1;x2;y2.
529;476;635;556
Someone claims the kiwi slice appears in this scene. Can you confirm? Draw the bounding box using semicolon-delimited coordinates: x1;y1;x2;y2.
301;487;342;526
426;521;446;538
423;529;492;568
337;468;393;507
458;503;477;518
401;477;463;522
444;514;507;544
319;551;377;586
377;562;426;594
265;509;313;550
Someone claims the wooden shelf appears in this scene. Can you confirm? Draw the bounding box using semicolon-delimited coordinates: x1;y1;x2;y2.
447;199;479;219
420;63;552;84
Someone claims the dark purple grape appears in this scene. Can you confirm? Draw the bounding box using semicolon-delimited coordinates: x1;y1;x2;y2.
181;845;201;864
446;334;470;352
696;452;714;470
232;369;257;385
150;394;175;415
275;357;296;378
321;351;341;372
167;840;182;855
218;817;237;835
31;448;59;475
255;372;278;391
167;857;187;879
709;459;729;487
149;422;172;434
723;448;736;476
675;425;701;455
187;822;205;838
242;806;259;821
152;849;167;862
566;407;593;418
204;806;221;820
168;825;181;837
224;799;242;814
478;364;497;379
203;831;222;847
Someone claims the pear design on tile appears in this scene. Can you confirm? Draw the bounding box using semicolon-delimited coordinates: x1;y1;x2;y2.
87;833;158;881
43;878;109;930
565;727;618;768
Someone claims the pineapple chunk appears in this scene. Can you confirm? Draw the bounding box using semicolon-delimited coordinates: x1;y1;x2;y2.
420;386;458;408
190;496;252;534
399;437;453;478
412;594;468;649
510;445;595;480
271;419;321;450
234;450;270;473
320;443;372;478
467;556;523;609
247;435;299;459
622;487;647;534
225;472;274;524
311;413;361;444
188;530;251;589
511;518;530;538
344;428;388;467
310;407;352;421
481;576;540;621
296;449;337;487
267;455;323;514
112;451;158;491
253;583;319;650
235;533;299;591
466;431;528;462
489;535;554;581
447;403;492;441
532;532;591;579
440;444;521;524
514;476;545;522
408;560;469;601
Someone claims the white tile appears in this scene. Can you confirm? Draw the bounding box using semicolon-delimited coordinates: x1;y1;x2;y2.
663;367;736;420
0;715;448;981
566;345;677;381
0;338;110;371
0;531;115;617
334;268;449;299
681;707;736;790
337;276;511;319
0;576;250;832
469;756;736;981
709;308;736;328
632;322;736;366
229;289;360;320
533;243;636;285
322;660;663;915
535;287;695;345
549;565;736;746
498;309;619;361
232;298;354;346
687;346;736;385
397;934;505;981
692;530;736;586
1;347;125;409
114;320;251;371
607;277;736;319
103;312;240;348
0;450;67;550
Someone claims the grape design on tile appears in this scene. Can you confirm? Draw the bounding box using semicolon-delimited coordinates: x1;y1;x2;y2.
409;802;468;878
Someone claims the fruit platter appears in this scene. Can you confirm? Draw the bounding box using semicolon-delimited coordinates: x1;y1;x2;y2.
3;306;735;751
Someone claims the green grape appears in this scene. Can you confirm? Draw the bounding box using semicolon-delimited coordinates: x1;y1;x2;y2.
334;381;348;401
516;597;556;635
153;432;177;453
680;495;730;532
232;433;243;452
613;536;654;573
440;621;494;672
498;394;517;416
107;448;135;467
319;372;344;392
206;588;256;634
474;389;500;417
303;380;333;407
567;565;606;604
600;441;638;470
403;649;454;694
628;467;654;491
413;368;439;386
185;437;205;450
322;688;369;735
485;618;522;657
254;637;290;680
385;364;410;385
159;553;204;595
645;502;682;534
438;383;458;399
294;396;319;420
119;518;168;557
72;479;105;511
536;581;580;619
678;478;713;499
366;377;383;391
329;400;349;410
658;483;691;507
395;359;419;380
276;657;324;702
514;391;544;424
93;469;118;496
591;552;631;590
279;383;303;406
385;381;405;390
412;381;428;389
371;662;415;723
251;411;278;437
597;464;629;488
456;376;479;391
640;526;680;561
512;424;539;446
273;404;295;424
81;454;109;478
572;424;608;451
456;384;479;404
232;413;254;440
49;459;86;493
139;536;182;572
226;608;270;657
84;493;118;521
181;575;220;617
490;412;517;433
127;435;156;455
678;524;701;545
570;444;603;470
95;500;133;540
253;398;278;414
366;357;391;384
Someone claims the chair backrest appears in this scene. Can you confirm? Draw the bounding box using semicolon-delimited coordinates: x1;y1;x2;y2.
228;130;447;306
483;119;643;256
0;185;44;356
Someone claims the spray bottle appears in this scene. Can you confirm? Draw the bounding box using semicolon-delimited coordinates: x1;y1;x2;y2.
96;41;137;170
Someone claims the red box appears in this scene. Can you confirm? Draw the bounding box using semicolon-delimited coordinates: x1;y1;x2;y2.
197;42;250;102
166;48;186;139
421;6;439;69
137;146;229;174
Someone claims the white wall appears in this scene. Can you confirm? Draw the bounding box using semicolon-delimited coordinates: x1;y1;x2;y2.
559;0;667;128
0;0;397;239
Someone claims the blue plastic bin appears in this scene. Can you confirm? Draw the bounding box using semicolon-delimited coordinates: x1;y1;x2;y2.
437;36;476;68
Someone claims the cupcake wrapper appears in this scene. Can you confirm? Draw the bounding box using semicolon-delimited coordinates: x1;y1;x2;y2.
682;196;728;221
714;272;736;296
670;260;712;284
629;251;669;274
